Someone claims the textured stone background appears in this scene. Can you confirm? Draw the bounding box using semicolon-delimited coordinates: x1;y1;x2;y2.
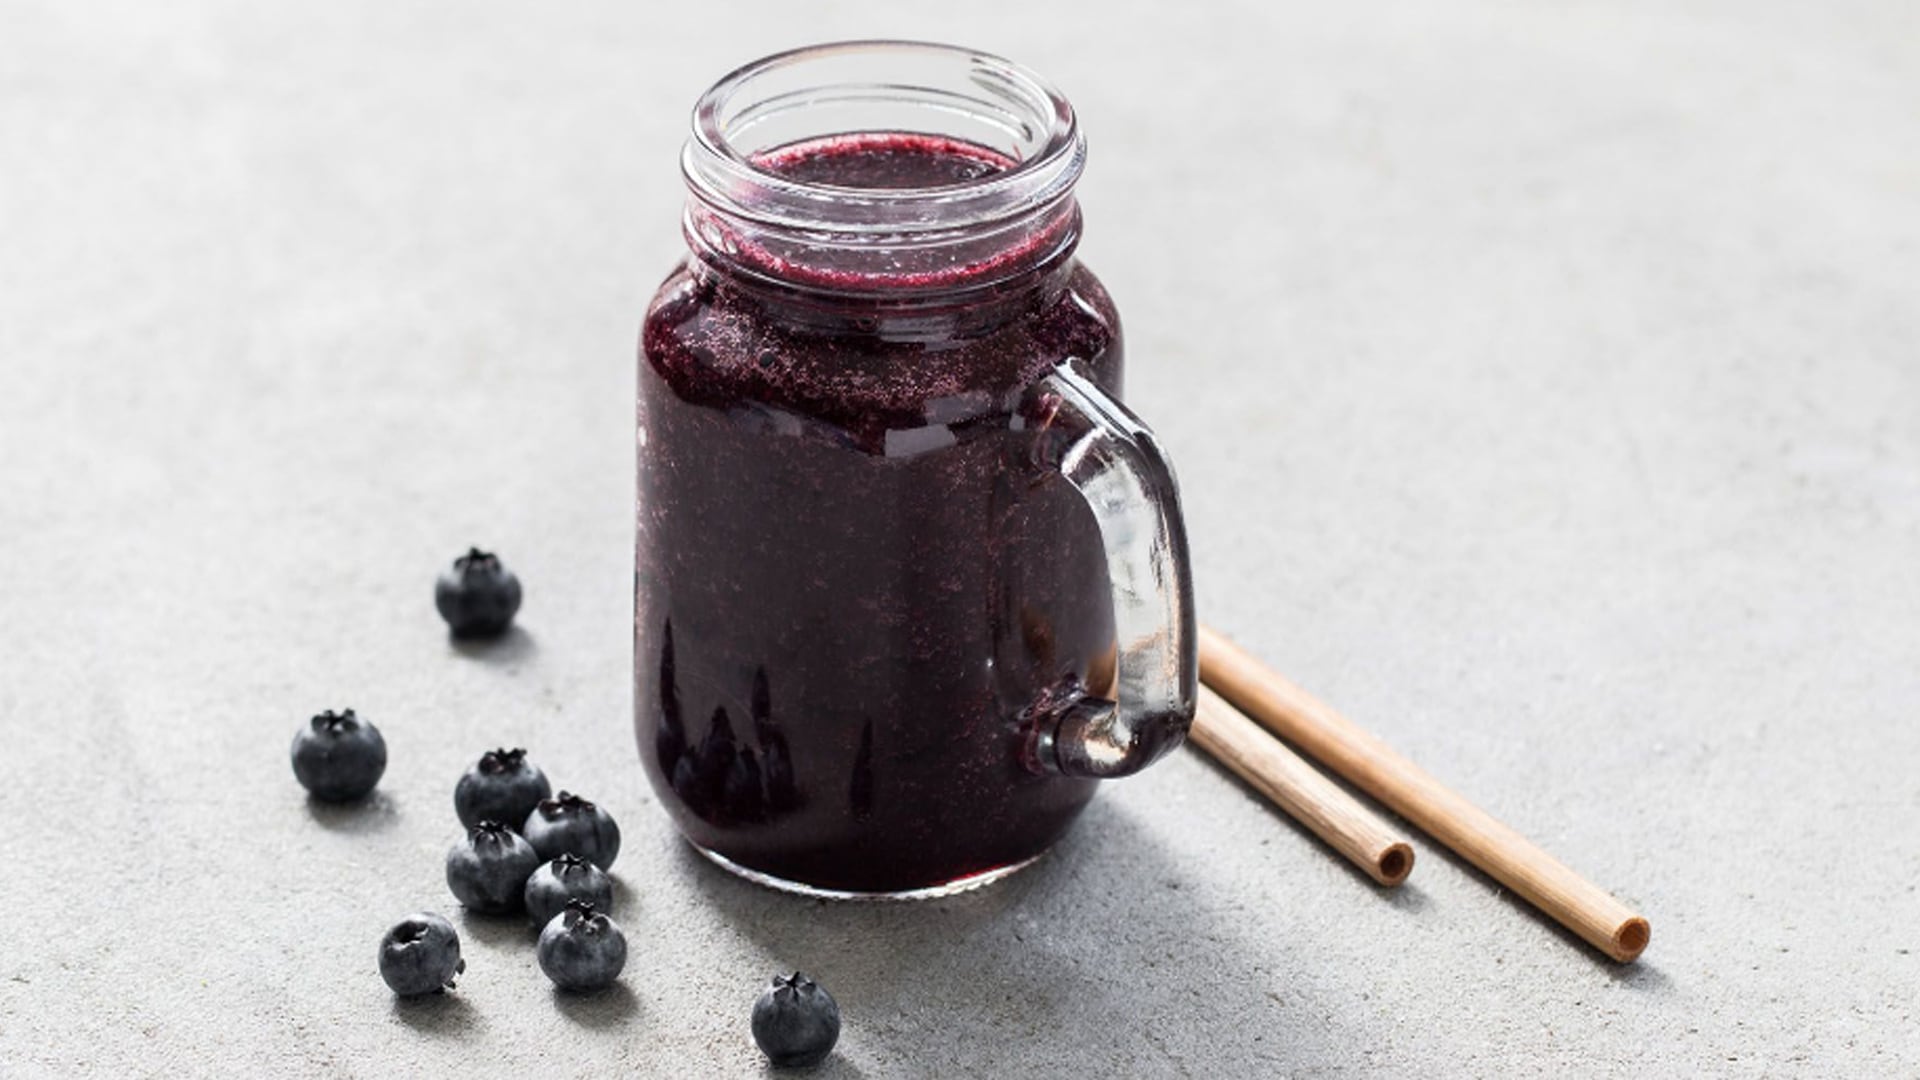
2;1;1916;1075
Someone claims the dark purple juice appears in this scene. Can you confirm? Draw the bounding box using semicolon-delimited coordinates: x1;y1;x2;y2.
636;132;1122;893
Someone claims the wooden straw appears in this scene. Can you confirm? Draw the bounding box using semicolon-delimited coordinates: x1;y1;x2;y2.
1192;685;1415;887
1198;625;1651;963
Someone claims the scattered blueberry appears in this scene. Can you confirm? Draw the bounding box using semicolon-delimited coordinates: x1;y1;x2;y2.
435;547;523;638
524;853;615;928
523;791;621;870
454;747;551;830
444;820;540;914
378;912;464;996
536;899;627;992
290;708;387;802
752;971;841;1068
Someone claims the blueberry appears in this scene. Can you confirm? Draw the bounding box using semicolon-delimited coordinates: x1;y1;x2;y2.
444;820;540;914
524;853;615;928
536;899;627;992
523;791;621;870
290;708;387;802
752;971;841;1068
378;912;464;996
435;547;523;638
454;747;551;830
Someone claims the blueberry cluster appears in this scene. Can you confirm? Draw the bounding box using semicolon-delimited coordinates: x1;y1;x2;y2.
288;549;839;1067
441;750;630;990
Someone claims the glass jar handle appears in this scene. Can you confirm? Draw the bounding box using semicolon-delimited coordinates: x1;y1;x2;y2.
1022;365;1197;778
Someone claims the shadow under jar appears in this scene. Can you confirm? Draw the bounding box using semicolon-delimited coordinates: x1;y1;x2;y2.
636;40;1196;898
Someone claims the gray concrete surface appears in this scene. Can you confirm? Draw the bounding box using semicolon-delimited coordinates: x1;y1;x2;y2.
2;1;1917;1075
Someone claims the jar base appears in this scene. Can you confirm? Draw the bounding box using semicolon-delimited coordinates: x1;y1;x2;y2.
692;843;1046;901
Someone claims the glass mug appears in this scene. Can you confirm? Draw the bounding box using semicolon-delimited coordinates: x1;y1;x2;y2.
635;41;1196;897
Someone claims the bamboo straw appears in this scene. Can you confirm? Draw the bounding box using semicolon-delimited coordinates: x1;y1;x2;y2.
1191;685;1415;887
1197;625;1651;963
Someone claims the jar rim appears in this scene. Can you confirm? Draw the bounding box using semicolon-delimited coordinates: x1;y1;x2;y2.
682;40;1086;236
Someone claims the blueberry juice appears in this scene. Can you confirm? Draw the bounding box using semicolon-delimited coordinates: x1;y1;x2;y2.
636;43;1197;897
